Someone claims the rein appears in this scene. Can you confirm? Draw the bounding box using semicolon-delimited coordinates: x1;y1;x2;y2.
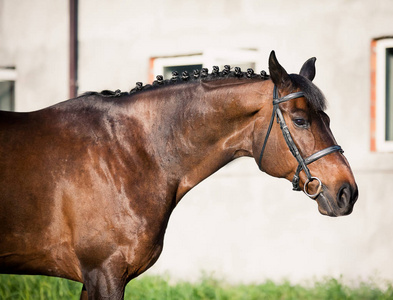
258;86;343;198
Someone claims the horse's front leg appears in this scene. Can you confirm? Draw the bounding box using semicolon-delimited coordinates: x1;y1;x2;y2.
81;266;127;300
79;284;88;300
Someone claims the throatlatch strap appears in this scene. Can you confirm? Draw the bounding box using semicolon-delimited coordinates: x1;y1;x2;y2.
258;105;278;169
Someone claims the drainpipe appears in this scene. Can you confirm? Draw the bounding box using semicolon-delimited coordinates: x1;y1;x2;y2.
69;0;78;98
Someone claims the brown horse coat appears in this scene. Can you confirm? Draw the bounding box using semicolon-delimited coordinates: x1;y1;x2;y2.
0;52;357;299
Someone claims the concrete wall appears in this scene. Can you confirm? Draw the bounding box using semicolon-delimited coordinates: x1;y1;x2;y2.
1;0;393;284
0;0;68;111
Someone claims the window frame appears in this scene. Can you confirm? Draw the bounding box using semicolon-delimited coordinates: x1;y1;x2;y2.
149;49;261;83
371;37;393;152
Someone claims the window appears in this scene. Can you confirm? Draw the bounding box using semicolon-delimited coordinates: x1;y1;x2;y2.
386;47;393;141
149;49;260;83
0;68;16;111
371;37;393;152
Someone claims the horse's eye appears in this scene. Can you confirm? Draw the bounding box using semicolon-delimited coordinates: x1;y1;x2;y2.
293;118;308;128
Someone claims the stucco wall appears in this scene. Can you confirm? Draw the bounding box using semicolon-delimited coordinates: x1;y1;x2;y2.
0;0;68;111
1;0;393;284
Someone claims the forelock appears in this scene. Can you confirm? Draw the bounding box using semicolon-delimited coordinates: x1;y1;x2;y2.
289;74;326;112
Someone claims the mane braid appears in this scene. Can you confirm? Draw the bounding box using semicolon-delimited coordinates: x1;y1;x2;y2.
129;66;270;95
81;66;270;98
80;67;326;113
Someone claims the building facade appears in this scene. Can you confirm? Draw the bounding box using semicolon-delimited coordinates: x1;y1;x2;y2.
1;0;393;284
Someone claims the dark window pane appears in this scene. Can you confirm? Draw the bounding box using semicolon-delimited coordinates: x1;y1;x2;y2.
163;64;203;80
0;81;15;111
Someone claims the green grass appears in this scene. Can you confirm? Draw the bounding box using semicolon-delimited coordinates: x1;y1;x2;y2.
0;274;81;300
1;273;392;299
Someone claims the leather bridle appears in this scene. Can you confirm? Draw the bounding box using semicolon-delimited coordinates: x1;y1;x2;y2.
258;86;343;198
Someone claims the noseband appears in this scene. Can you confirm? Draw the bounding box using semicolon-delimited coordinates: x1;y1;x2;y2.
258;86;343;198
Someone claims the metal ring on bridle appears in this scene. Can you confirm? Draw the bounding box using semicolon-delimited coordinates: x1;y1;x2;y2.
304;177;322;198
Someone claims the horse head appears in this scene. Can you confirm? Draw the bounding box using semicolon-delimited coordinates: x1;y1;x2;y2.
254;51;358;216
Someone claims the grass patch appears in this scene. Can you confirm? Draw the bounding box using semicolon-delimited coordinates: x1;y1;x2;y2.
0;273;392;299
0;274;81;300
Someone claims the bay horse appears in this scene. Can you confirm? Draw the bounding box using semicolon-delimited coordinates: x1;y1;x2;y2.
0;51;358;299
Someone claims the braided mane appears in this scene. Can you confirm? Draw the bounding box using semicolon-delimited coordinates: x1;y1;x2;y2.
80;65;325;113
82;66;270;98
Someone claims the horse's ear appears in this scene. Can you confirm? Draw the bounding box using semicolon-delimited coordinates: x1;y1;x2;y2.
299;57;316;81
268;51;291;90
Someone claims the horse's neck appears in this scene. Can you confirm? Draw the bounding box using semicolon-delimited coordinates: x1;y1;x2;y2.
136;80;270;202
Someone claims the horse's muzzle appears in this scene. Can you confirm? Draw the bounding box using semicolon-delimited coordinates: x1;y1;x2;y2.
316;183;358;217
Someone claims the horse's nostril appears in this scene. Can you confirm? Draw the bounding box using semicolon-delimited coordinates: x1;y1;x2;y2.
337;184;351;208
